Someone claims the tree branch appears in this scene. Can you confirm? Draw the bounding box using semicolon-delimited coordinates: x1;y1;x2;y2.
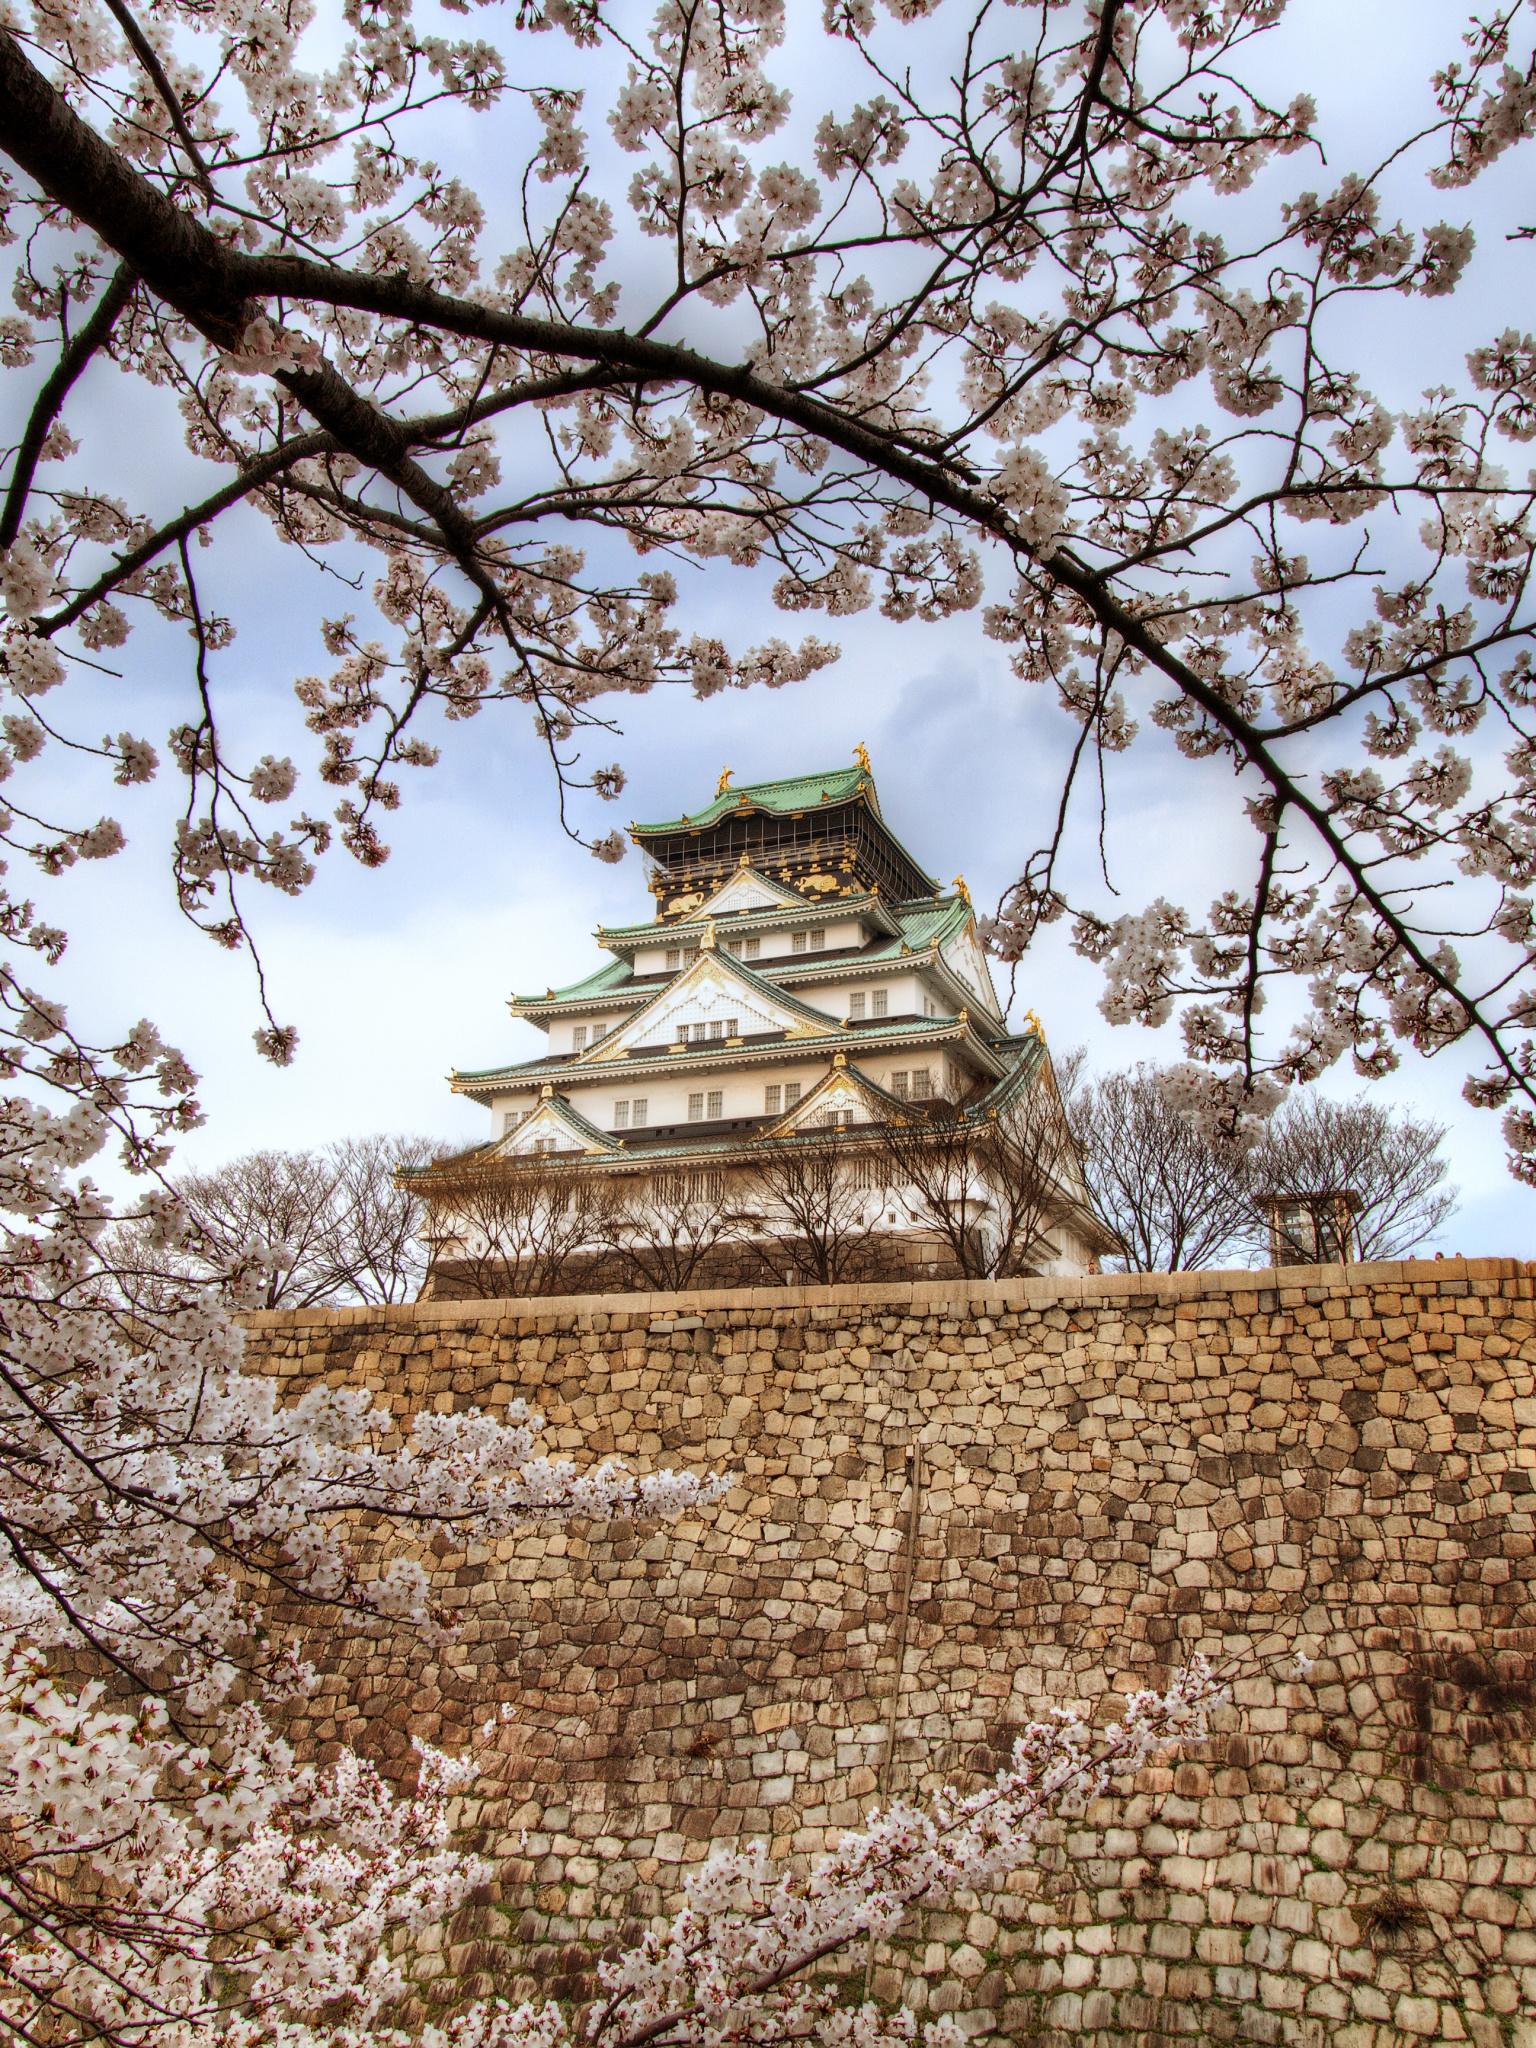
0;263;134;550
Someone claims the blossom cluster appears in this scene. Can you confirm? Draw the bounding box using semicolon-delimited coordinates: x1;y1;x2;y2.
5;0;1536;1139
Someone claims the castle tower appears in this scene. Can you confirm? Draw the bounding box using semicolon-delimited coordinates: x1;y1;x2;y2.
430;759;1113;1289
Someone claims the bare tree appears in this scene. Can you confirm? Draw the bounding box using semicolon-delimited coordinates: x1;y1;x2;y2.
866;1096;995;1280
742;1132;895;1286
1069;1065;1257;1273
1249;1094;1459;1261
326;1133;445;1302
107;1134;450;1307
600;1167;742;1291
166;1147;348;1309
979;1078;1095;1278
864;1072;1087;1278
421;1152;613;1299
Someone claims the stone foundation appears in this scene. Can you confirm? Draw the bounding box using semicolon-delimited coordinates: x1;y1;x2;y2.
241;1259;1536;2048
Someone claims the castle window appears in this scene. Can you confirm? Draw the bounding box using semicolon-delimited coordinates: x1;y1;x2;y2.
890;1071;909;1099
784;1081;802;1107
809;929;826;951
726;1017;739;1038
765;1085;781;1114
666;949;681;971
849;991;866;1020
631;1097;648;1125
707;1090;723;1118
912;1067;932;1099
501;1109;527;1136
572;1025;587;1051
872;989;888;1017
746;937;760;960
726;939;742;958
709;1019;724;1040
614;1100;629;1128
818;1109;838;1128
792;932;807;954
688;1092;705;1120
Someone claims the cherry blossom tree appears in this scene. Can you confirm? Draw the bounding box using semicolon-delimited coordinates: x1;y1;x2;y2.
0;4;1369;2032
0;1018;729;2048
0;0;1528;1164
0;1024;1232;2048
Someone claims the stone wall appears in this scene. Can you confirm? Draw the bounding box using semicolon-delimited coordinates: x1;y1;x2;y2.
241;1260;1536;2048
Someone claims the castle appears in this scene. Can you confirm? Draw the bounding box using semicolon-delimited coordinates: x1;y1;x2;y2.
427;756;1113;1289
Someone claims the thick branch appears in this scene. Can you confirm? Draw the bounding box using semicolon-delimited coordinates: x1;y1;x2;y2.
98;0;216;202
0;263;134;550
0;25;1520;1097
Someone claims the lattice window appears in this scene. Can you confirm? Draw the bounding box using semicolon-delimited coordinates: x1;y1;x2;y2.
614;1100;629;1128
810;930;826;951
688;1092;704;1120
654;1169;725;1204
632;1097;648;1125
784;1081;802;1107
572;1026;587;1051
872;989;888;1017
764;1085;781;1114
746;937;760;960
707;1090;723;1118
890;1071;909;1099
849;992;866;1020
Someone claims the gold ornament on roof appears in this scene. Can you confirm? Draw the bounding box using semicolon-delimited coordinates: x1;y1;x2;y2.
540;1082;553;1098
716;767;733;797
833;1050;847;1068
953;875;971;903
1023;1008;1045;1038
854;741;871;773
700;919;717;950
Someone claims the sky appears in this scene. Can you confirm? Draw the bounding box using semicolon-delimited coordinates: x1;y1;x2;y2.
14;0;1536;1262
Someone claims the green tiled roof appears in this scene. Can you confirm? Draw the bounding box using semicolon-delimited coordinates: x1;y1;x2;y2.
574;947;845;1050
973;1032;1049;1112
452;1053;568;1086
891;898;972;950
536;1094;621;1150
634;764;876;836
511;956;636;1008
594;891;970;955
452;1009;1001;1097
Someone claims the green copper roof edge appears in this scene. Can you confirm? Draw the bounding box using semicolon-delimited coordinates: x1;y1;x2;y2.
594;887;893;944
529;1093;623;1151
633;764;871;834
592;891;964;949
510;958;638;1008
632;766;939;891
449;1012;996;1091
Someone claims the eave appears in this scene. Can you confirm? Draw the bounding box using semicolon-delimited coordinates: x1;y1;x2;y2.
595;892;905;952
